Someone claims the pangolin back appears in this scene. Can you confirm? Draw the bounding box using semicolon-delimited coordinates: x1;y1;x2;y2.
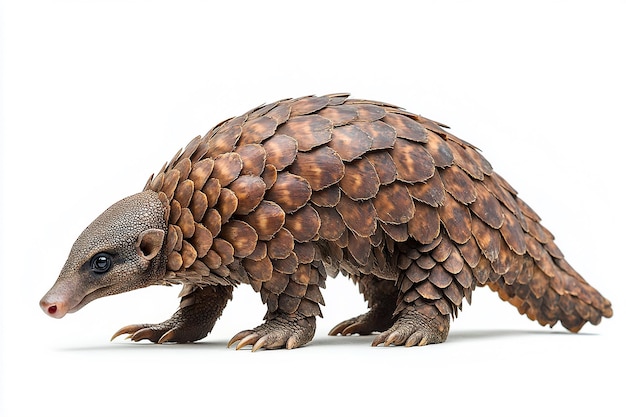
144;93;612;332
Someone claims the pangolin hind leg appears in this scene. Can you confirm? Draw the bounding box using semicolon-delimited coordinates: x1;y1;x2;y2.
328;274;397;336
111;284;232;343
329;274;450;347
370;265;456;347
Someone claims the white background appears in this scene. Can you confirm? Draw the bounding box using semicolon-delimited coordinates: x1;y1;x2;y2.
1;1;624;416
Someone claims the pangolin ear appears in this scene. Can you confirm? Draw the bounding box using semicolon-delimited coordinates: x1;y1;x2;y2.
136;229;165;261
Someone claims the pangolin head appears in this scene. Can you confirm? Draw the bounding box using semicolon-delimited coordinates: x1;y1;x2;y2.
40;191;168;318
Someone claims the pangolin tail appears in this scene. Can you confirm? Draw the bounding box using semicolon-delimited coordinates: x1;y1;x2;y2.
486;255;612;332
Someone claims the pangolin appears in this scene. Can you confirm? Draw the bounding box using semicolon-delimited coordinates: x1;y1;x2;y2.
40;93;613;350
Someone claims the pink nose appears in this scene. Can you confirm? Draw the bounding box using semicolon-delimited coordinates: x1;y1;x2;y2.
40;298;68;318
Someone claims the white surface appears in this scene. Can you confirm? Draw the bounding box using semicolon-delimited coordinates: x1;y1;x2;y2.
1;1;624;416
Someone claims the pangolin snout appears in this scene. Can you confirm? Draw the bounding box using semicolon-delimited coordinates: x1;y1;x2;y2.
40;296;69;318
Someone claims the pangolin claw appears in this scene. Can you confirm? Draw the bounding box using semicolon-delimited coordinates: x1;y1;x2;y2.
252;335;270;352
341;323;365;335
157;329;178;344
371;330;400;347
111;324;165;343
111;324;145;341
385;330;403;346
329;310;395;337
228;330;286;351
371;311;450;347
228;314;315;351
130;327;159;342
111;320;204;344
236;333;261;350
328;319;359;336
227;330;255;349
285;336;298;350
371;329;424;347
405;332;427;347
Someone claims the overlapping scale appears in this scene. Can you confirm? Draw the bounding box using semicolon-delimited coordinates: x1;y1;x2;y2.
469;182;504;228
202;178;221;208
243;201;285;240
212;238;234;266
289;95;330;116
229;175;266;215
347;232;372;266
262;164;277;189
382;112;428;143
190;223;213;258
354;103;387;122
161;169;180;201
447;140;486;180
407;170;445;207
273;253;299;275
215;188;238;224
499;208;527;255
180;240;197;269
188;159;215;190
316;206;346;241
177;208;195;239
373;183;414;224
189;190;208;222
407;202;440;244
438;195;472;244
205;124;242;158
389;138;435;183
247;241;267;261
440;165;477;204
243;255;273;283
173;179;194;209
471;218;500;262
290;146;345;191
284;205;321;243
211;153;243;187
339;157;380;200
310;185;341;207
317;105;358;126
239;116;277;145
328;125;373;161
267;228;295;259
236;144;266;177
263;271;290;294
266;172;312;213
264;102;291;125
220;220;258;258
365;152;397;185
424;131;454;168
354;120;397;150
263;134;298;171
275;115;332;151
203;208;221;236
336;197;377;238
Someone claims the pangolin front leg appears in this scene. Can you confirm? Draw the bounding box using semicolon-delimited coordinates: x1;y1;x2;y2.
111;285;232;343
329;275;397;336
228;313;316;351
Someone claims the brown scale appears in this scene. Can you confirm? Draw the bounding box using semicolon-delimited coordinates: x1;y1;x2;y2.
131;93;611;349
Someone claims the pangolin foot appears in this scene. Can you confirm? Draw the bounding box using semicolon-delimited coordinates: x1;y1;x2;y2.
328;309;395;336
371;310;450;347
227;313;315;351
111;313;209;344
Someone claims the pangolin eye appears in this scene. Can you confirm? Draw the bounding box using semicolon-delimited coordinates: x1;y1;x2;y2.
90;253;112;274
